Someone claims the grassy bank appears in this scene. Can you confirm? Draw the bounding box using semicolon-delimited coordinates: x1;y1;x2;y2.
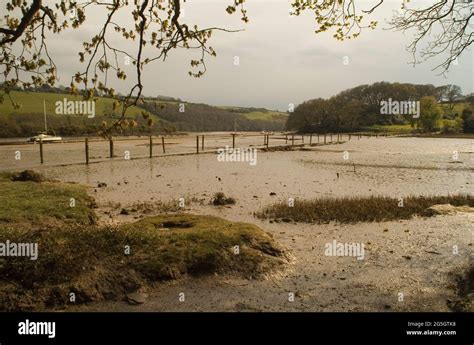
256;194;474;224
0;172;286;311
0;172;96;226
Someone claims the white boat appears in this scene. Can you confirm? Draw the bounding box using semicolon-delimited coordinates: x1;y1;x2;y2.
28;133;63;143
28;100;62;143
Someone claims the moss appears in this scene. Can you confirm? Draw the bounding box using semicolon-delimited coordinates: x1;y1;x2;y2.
0;172;96;226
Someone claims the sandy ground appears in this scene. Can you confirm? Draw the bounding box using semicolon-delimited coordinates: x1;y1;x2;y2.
10;136;474;311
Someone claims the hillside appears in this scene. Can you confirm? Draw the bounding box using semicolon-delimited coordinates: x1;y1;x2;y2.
0;91;161;138
134;100;287;132
0;91;287;137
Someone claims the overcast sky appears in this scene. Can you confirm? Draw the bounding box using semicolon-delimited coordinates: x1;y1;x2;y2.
48;0;473;111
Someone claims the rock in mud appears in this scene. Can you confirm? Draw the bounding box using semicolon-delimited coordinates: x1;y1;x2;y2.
426;204;474;216
126;292;148;305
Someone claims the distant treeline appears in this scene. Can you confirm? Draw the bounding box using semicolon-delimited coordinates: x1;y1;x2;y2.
138;101;286;132
287;82;474;133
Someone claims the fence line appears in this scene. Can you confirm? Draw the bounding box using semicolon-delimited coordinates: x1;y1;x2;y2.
29;132;399;166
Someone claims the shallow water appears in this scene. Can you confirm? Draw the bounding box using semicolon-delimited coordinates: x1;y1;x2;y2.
35;137;473;209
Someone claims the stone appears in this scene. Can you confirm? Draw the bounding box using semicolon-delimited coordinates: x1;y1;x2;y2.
126;292;148;305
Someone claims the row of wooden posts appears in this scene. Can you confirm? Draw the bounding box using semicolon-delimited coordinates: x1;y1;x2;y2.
37;132;389;164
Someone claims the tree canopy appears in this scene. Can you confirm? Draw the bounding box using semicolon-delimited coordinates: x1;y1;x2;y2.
286;81;467;133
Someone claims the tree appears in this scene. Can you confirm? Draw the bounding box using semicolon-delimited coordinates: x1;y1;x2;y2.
389;0;474;73
418;96;441;132
445;85;463;110
462;106;474;133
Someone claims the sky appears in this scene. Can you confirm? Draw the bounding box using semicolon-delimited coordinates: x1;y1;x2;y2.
46;0;473;111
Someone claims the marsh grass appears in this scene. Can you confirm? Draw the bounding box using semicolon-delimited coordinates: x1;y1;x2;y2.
211;192;236;206
256;194;474;224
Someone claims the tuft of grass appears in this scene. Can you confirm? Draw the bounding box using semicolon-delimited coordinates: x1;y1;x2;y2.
0;214;286;311
0;172;96;225
211;192;236;206
256;194;474;224
120;214;284;279
10;170;51;182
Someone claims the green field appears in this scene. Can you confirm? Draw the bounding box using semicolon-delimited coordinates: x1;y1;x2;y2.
216;105;288;120
244;111;288;121
371;124;414;133
0;91;154;119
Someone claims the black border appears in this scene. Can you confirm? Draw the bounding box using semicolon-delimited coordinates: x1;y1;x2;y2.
0;312;472;345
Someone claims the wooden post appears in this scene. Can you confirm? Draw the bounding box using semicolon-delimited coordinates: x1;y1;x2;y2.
85;137;89;165
162;136;166;154
232;134;236;149
324;134;327;144
309;134;312;145
317;134;320;143
109;138;114;158
330;133;333;142
201;135;204;150
285;135;288;144
291;134;295;146
39;139;44;164
149;136;153;158
266;134;269;148
196;135;199;154
301;135;304;143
